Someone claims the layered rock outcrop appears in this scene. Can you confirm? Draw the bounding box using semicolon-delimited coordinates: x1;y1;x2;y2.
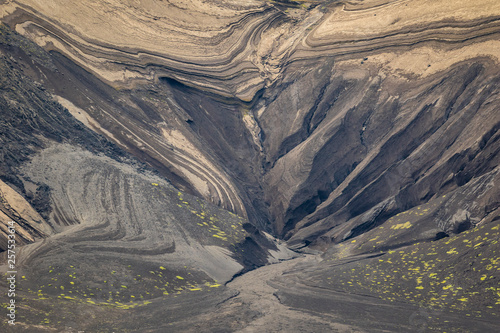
1;0;499;331
3;0;499;242
0;24;292;331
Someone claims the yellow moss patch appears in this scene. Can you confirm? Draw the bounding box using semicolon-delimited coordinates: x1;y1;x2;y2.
391;222;412;230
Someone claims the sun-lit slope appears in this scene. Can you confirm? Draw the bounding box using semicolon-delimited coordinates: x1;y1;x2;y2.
0;179;52;249
2;0;499;98
300;0;500;65
0;0;279;99
311;0;500;42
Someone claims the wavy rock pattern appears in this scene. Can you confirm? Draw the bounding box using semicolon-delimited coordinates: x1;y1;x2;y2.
1;0;281;99
0;26;293;331
2;0;499;238
0;143;292;331
0;179;51;249
19;144;286;281
0;0;500;330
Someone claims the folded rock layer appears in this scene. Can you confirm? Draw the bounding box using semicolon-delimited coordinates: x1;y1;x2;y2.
1;0;500;331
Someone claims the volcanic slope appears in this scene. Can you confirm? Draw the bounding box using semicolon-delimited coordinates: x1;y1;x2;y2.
0;25;292;332
1;0;499;240
0;0;499;331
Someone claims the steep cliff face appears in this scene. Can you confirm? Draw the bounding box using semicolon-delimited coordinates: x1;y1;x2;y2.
1;0;500;331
